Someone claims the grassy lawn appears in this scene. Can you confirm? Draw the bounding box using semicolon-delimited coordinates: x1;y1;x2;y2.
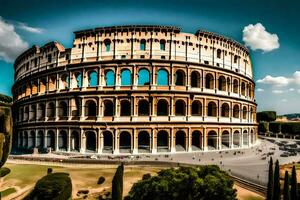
0;187;17;197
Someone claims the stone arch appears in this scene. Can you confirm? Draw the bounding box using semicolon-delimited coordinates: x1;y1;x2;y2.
120;100;131;116
175;131;186;151
157;130;169;152
175;99;186;116
105;69;115;86
207;130;218;150
205;73;214;89
60;74;69;89
36;130;44;149
47;102;55;118
191;71;201;88
160;39;166;50
104;39;111;51
241;82;246;96
58;101;68;118
207;101;217;117
121;69;132;86
192;130;202;150
175;70;185;86
48;76;56;91
218;76;226;91
157;99;168;116
233;130;240;147
85;131;96;152
138;68;150;86
23;131;28;148
47;130;55;150
85;100;97;117
71;131;80;151
157;68;169;86
221;130;230;148
243;130;249;146
233;105;240;118
140;39;146;50
250;129;255;144
119;131;131;152
243;106;247;119
192;100;202;116
37;103;45;120
227;77;231;91
104;100;114;116
29;130;36;148
138;131;150;152
233;79;239;93
221;103;230;117
30;104;36;121
138;99;149;116
217;49;222;58
88;70;98;87
58;130;67;151
24;106;29;121
102;131;113;152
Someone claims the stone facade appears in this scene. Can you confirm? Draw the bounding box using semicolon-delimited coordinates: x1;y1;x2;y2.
12;25;257;154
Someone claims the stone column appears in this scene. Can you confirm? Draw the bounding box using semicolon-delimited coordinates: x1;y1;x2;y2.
170;128;175;153
188;128;192;152
113;129;119;154
67;128;71;152
98;130;102;154
132;129;138;154
203;127;207;151
55;129;59;151
80;129;85;153
151;129;157;153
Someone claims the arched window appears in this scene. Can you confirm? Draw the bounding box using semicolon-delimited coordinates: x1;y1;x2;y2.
138;131;150;152
157;69;169;86
192;101;202;116
37;103;45;120
85;131;96;152
157;99;168;116
218;76;226;91
175;70;185;86
37;131;44;149
175;131;186;151
234;55;238;63
24;106;29;121
119;131;131;152
243;130;249;146
207;102;217;117
233;105;240;118
227;77;231;92
222;131;230;148
233;79;239;93
120;100;131;116
105;70;115;86
140;39;146;51
88;71;98;87
121;69;132;86
47;130;55;149
58;101;68;118
47;102;55;118
221;103;230;117
207;131;218;149
103;131;113;152
205;73;214;89
75;72;82;88
71;131;79;151
104;100;114;116
241;82;246;96
157;131;169;152
30;105;36;120
138;68;150;86
85;100;97;117
58;130;67;150
233;131;240;147
138;100;149;116
217;49;222;59
243;106;247;119
192;131;202;150
160;39;166;51
175;100;186;116
191;71;200;88
104;39;111;52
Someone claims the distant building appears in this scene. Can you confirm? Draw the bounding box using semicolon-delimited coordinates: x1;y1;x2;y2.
12;25;257;154
276;116;288;122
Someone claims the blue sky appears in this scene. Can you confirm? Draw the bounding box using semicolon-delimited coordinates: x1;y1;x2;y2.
0;0;299;114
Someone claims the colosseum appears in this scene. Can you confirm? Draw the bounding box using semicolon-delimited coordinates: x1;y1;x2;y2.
12;25;257;155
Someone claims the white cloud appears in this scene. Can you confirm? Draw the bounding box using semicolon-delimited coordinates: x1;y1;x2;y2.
257;75;290;87
272;90;284;94
281;99;287;102
292;71;300;85
289;88;295;92
0;17;29;62
256;88;264;92
17;22;43;34
243;23;279;52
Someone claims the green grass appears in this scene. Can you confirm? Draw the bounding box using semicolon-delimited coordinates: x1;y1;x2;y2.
0;187;17;197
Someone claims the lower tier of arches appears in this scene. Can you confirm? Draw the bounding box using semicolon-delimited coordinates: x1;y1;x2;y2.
14;125;258;154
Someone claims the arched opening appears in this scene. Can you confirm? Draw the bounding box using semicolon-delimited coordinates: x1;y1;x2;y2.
119;131;131;152
75;72;82;88
241;82;246;96
105;70;115;86
37;131;44;149
120;100;131;116
23;131;28;148
157;99;168;116
58;130;67;151
217;49;222;58
243;130;249;146
37;103;45;120
29;131;35;148
233;131;240;147
140;39;146;50
86;131;96;152
138;99;149;116
138;68;150;86
176;131;186;151
222;131;230;148
85;100;97;117
207;102;217;117
104;39;111;52
191;71;200;88
218;76;226;91
138;131;150;152
233;105;240;118
121;69;132;86
24;106;29;121
58;101;68;118
157;131;169;152
157;69;169;86
40;78;46;93
207;131;218;150
175;70;185;86
250;130;255;144
221;103;230;117
60;74;69;89
234;55;238;63
30;105;36;121
192;101;202;116
48;76;56;91
47;102;55;118
88;71;98;87
103;131;113;152
233;79;239;93
192;131;202;150
47;130;55;150
243;106;247;119
104;100;114;116
205;73;214;89
250;107;254;122
227;77;231;92
71;131;79;151
160;39;166;50
175;100;186;116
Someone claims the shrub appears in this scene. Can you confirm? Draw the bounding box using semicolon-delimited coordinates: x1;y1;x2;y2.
257;111;277;122
0;107;12;169
259;122;269;133
24;172;72;200
269;122;281;133
0;167;10;177
126;165;236;200
47;168;53;174
97;176;105;185
112;164;124;200
142;173;151;180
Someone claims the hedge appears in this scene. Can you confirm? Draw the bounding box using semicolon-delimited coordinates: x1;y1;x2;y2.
260;121;300;135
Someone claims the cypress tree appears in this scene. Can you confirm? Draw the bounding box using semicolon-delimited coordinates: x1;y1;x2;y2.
290;165;298;200
283;171;290;200
112;163;124;200
267;157;273;200
273;160;280;200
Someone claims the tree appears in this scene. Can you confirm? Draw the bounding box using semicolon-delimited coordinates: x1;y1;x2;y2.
0;107;12;169
257;111;277;122
283;171;290;200
273;160;280;200
290;165;298;200
112;163;124;200
267;157;273;200
126;166;237;200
